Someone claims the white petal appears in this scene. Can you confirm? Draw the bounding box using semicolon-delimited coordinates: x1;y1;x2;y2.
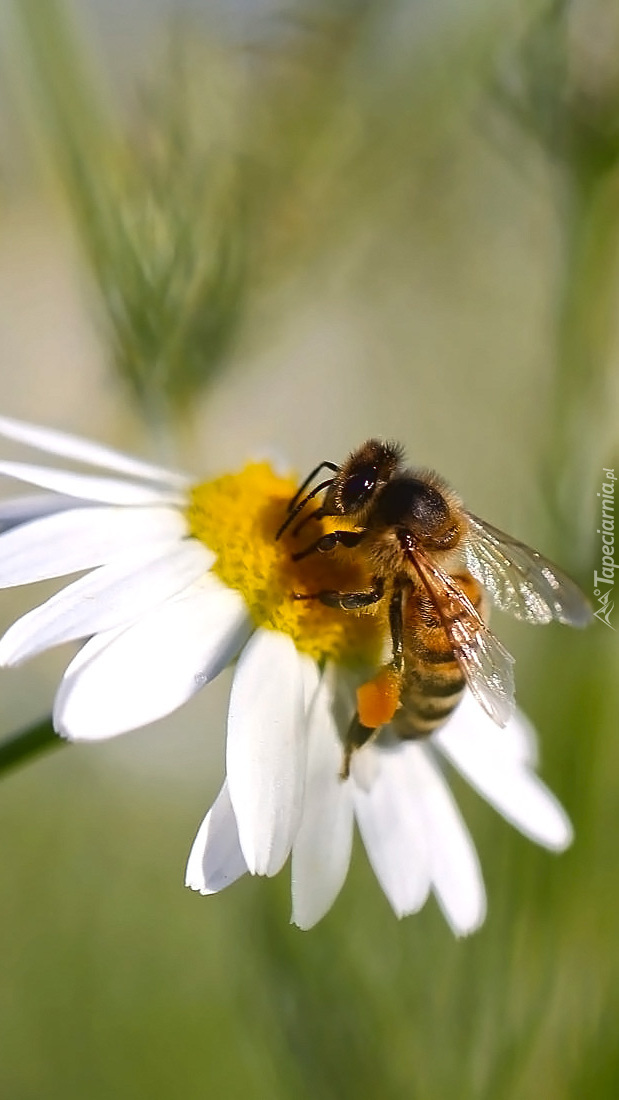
0;461;184;506
0;493;87;530
55;625;122;678
349;740;380;792
0;415;189;487
226;629;307;877
53;574;251;740
0;539;213;665
291;667;354;929
409;745;486;936
435;690;537;767
353;742;431;918
0;505;187;587
300;653;322;715
185;781;248;894
437;723;573;851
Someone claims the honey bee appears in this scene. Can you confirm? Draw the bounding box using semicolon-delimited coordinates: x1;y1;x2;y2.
276;440;592;776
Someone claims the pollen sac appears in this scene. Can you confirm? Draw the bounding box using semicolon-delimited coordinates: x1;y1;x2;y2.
356;665;401;730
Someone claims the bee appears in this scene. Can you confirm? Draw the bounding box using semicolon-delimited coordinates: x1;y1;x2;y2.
276;440;592;776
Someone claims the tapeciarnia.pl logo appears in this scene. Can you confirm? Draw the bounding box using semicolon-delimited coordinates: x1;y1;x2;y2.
593;468;616;629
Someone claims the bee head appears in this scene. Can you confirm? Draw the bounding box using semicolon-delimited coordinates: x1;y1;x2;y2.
324;440;403;518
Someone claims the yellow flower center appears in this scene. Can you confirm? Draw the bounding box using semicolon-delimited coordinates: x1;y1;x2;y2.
186;462;385;668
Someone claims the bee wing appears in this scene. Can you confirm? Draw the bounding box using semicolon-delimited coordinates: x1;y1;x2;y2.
448;609;516;728
411;549;516;729
464;514;592;627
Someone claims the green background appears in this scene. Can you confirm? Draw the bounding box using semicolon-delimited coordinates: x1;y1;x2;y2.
0;2;618;1097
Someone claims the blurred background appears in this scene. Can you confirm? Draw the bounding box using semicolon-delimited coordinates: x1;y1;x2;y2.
0;0;618;1096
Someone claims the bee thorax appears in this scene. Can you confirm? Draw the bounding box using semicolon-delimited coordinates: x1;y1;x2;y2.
376;477;449;532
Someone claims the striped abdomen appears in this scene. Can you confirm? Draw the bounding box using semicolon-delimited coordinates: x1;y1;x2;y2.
392;572;484;740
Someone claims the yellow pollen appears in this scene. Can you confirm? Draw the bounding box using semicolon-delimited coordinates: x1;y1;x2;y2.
186;462;385;667
357;666;402;729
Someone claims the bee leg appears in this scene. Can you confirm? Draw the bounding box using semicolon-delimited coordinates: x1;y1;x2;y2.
293;576;384;610
388;586;404;672
340;714;379;780
291;529;364;562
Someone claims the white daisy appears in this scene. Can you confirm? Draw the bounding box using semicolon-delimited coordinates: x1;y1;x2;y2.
0;416;572;928
187;675;572;934
0;415;381;878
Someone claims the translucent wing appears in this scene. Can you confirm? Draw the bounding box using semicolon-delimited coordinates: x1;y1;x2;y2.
464;514;592;627
410;548;516;729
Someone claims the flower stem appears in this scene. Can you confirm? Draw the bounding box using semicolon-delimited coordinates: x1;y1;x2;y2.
0;717;63;776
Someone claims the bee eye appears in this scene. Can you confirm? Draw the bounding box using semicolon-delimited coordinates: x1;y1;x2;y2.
341;467;378;511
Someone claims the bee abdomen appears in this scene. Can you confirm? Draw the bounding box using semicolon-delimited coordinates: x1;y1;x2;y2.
393;666;465;739
393;571;482;741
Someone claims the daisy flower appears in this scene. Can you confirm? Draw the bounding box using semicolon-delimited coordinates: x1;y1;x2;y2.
187;680;572;934
0;416;572;933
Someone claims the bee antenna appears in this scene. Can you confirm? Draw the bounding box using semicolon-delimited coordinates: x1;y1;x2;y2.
286;461;339;513
275;478;334;540
292;505;325;538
